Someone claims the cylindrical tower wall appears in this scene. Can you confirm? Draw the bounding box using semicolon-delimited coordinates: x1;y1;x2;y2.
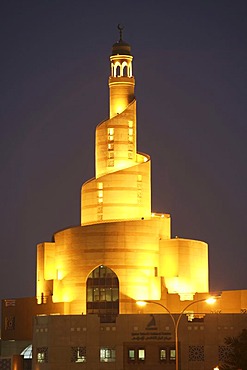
109;77;135;118
81;159;151;225
159;238;209;298
50;218;171;314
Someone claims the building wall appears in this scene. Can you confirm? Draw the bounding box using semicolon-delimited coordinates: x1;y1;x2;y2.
160;238;209;299
36;215;211;311
2;290;247;343
0;355;24;370
83;100;151;225
36;217;172;314
1;297;67;341
31;313;247;370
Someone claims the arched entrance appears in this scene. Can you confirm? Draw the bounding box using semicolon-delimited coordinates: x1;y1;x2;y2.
86;265;119;322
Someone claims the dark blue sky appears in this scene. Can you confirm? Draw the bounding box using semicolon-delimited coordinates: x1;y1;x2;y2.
0;0;246;300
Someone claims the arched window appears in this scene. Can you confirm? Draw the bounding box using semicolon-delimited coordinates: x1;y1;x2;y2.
86;265;119;322
116;65;121;77
122;64;128;77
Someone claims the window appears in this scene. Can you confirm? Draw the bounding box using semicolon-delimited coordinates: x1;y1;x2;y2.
108;127;114;141
97;182;103;190
107;159;114;167
86;266;119;321
189;346;204;361
160;348;167;361
37;353;44;363
5;316;15;330
37;347;48;363
97;189;103;204
71;347;86;362
128;349;135;361
128;126;133;143
100;348;116;362
138;349;145;361
123;65;128;77
0;359;11;369
21;344;33;359
169;349;176;361
127;347;146;363
108;151;114;159
116;65;120;77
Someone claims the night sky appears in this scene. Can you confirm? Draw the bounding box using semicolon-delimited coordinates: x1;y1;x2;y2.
1;1;246;302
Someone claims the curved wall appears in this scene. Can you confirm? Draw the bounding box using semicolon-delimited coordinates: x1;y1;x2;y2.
37;216;171;314
159;238;209;299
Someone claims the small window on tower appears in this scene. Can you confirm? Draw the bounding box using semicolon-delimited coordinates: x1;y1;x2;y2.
108;151;114;159
108;127;114;135
108;127;114;141
97;189;103;203
97;182;103;190
116;65;120;77
123;65;128;77
108;159;114;167
128;127;133;143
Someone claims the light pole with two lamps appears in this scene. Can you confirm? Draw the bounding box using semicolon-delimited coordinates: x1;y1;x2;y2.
136;296;220;370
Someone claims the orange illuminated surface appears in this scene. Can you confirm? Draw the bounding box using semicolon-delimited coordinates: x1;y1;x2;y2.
36;29;209;313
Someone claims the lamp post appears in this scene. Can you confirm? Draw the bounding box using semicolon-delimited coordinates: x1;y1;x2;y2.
136;296;219;370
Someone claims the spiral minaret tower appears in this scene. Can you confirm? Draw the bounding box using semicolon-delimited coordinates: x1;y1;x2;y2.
81;28;151;225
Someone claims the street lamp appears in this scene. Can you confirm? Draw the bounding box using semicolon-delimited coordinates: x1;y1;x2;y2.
136;296;220;370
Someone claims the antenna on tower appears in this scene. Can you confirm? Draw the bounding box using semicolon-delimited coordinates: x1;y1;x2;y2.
117;24;124;41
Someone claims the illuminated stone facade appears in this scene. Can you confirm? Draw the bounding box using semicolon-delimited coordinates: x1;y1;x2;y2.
30;313;246;370
36;31;209;316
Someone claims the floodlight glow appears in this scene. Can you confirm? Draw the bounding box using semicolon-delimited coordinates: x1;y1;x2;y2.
136;300;147;307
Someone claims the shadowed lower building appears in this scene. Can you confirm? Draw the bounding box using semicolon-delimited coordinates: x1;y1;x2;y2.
1;28;247;370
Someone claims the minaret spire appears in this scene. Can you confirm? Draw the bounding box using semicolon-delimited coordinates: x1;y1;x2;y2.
109;26;135;118
117;23;124;41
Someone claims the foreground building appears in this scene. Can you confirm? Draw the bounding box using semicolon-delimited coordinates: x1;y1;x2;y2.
1;28;247;370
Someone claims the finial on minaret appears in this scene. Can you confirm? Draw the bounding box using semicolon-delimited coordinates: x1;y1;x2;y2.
117;24;124;41
112;24;131;56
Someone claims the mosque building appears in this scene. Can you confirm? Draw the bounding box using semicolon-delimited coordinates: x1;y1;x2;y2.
1;28;246;370
36;25;209;316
